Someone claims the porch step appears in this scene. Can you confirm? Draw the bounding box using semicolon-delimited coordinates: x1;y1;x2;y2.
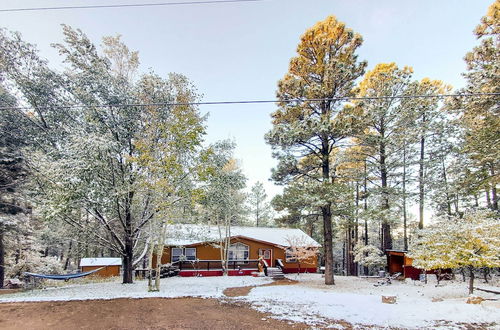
267;267;285;279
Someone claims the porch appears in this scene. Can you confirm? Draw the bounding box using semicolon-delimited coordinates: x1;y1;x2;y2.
176;259;260;277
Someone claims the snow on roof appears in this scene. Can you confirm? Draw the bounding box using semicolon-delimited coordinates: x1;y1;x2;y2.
164;224;321;247
80;258;122;267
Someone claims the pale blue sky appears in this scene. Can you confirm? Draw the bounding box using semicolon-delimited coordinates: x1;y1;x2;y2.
1;0;492;199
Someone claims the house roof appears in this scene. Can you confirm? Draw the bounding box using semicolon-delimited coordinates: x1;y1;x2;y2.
164;224;321;247
80;258;122;267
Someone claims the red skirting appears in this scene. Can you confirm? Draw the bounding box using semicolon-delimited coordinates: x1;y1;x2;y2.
179;269;257;277
402;266;452;280
282;268;317;274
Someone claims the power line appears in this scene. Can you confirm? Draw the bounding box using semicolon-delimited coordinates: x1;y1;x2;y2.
0;0;266;13
0;92;498;112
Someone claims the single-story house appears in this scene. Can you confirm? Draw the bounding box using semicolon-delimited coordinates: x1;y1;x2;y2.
80;257;122;277
153;224;321;277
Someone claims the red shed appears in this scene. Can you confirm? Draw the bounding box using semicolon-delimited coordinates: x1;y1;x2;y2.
386;250;421;280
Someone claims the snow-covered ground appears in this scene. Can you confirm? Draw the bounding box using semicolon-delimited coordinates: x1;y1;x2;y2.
0;276;272;302
0;274;498;329
240;274;500;328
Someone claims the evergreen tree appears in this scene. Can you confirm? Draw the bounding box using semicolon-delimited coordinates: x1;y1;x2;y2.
266;16;366;285
354;63;414;251
458;0;499;211
248;181;272;227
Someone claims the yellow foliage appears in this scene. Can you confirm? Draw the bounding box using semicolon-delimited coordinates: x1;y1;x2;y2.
357;62;414;98
272;15;366;125
474;0;500;38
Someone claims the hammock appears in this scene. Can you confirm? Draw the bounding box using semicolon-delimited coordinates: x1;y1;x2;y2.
24;266;105;281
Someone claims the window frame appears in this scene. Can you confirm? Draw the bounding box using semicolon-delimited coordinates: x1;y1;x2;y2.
171;247;197;262
228;242;249;264
184;247;197;261
285;247;297;263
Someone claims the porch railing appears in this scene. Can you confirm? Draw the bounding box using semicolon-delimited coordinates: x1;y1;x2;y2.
177;259;260;271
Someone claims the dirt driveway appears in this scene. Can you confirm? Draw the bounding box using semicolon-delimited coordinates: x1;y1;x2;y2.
0;297;314;330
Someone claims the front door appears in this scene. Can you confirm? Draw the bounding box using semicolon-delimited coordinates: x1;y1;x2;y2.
259;249;272;267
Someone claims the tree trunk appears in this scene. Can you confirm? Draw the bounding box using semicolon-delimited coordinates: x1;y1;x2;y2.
342;237;346;275
322;205;335;285
345;226;356;276
218;221;226;275
490;166;498;211
353;183;359;276
380;140;392;251
154;246;162;291
468;267;475;295
402;141;408;251
0;227;4;288
224;216;231;276
363;161;368;275
122;236;134;284
486;188;492;209
454;194;460;216
256;200;260;227
122;196;134;284
147;241;155;291
483;267;490;283
64;241;73;270
441;158;452;216
418;132;425;229
321;133;335;285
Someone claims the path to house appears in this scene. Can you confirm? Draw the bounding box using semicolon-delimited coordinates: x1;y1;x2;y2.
222;278;298;297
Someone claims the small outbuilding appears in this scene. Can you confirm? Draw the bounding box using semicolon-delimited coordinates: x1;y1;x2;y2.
80;258;122;277
386;250;452;280
386;250;421;280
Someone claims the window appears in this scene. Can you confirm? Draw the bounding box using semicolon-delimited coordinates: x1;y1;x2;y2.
171;247;196;262
172;248;183;262
184;248;196;261
228;243;249;262
285;248;297;263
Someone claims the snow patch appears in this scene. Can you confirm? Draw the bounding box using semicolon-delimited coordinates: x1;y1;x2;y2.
239;274;500;328
0;276;272;303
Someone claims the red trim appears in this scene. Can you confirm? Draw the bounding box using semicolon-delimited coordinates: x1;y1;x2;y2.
282;268;317;274
228;269;256;276
179;269;257;277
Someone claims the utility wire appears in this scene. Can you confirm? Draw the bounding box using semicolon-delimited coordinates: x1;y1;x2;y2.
0;0;266;13
0;92;498;112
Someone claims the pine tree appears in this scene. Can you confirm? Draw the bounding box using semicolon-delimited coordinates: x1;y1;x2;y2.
266;15;366;285
248;182;272;227
458;0;499;211
354;63;414;251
